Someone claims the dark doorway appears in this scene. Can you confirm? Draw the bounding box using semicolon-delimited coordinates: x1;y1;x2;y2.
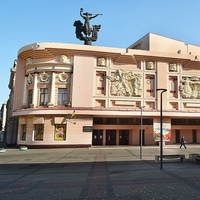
106;130;116;145
192;130;197;143
175;130;180;143
119;130;129;145
92;130;103;145
139;129;145;146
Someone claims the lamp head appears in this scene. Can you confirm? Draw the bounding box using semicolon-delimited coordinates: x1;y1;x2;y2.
156;88;167;92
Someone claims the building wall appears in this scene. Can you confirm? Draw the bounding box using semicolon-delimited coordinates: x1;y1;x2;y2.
11;34;200;147
72;55;94;107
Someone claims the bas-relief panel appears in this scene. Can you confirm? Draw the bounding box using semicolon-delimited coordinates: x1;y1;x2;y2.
106;69;142;97
180;76;200;99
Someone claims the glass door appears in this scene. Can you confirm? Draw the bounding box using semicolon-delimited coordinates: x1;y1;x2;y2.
119;130;129;145
92;130;103;145
106;130;116;145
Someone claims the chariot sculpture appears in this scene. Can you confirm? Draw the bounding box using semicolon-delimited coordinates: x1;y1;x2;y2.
73;8;102;45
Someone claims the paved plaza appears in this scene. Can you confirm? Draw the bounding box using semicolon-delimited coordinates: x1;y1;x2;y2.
0;145;200;200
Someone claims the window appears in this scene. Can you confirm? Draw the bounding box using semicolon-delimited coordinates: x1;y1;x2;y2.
57;88;67;105
35;124;44;141
172;119;200;125
21;124;26;141
54;124;66;141
145;75;155;97
40;88;48;105
96;71;106;95
169;76;177;98
93;118;153;125
28;89;33;107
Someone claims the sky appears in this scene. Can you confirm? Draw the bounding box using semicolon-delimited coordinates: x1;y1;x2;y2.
1;0;200;106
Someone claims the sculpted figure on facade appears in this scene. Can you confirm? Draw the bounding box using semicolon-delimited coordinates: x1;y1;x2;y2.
146;61;154;70
169;63;177;71
106;69;142;97
60;55;71;64
180;76;200;99
97;57;106;66
26;58;32;66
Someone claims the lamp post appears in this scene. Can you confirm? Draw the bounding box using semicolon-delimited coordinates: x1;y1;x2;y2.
139;106;145;159
156;88;167;170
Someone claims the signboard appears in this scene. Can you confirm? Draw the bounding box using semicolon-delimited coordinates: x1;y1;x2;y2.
83;126;93;132
153;118;171;142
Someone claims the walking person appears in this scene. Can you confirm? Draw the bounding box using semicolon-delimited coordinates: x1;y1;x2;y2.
180;136;187;149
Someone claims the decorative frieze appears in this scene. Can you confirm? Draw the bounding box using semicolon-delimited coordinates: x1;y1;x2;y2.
39;72;50;82
27;74;33;84
59;72;68;82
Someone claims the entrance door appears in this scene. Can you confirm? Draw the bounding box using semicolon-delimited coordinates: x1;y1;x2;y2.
106;130;116;145
139;130;145;146
175;130;180;143
92;130;103;145
119;130;129;145
192;130;197;143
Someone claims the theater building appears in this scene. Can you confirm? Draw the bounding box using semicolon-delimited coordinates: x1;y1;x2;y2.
11;33;200;147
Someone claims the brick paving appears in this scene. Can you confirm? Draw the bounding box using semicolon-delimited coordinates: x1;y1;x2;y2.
0;145;200;199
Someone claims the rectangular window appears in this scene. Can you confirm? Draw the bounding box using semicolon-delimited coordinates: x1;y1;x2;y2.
54;124;66;141
35;124;44;141
21;124;27;141
96;71;106;95
145;75;155;97
40;88;48;105
169;77;177;98
28;89;33;107
57;88;67;105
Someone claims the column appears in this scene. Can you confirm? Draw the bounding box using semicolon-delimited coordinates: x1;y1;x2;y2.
48;71;55;107
32;72;38;108
103;129;106;145
22;75;28;107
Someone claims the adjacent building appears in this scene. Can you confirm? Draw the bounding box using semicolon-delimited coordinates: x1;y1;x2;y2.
10;33;200;147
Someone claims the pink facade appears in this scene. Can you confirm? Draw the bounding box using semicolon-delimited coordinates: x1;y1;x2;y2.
11;33;200;147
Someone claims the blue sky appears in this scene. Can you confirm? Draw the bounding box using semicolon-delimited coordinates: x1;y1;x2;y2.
1;0;200;106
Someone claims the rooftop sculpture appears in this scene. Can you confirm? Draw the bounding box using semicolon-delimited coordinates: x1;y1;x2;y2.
73;8;102;45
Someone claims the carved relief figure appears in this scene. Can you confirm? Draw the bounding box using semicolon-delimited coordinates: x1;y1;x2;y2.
26;58;32;66
180;76;200;99
106;69;142;97
169;63;177;71
60;55;71;64
146;62;154;70
97;57;106;66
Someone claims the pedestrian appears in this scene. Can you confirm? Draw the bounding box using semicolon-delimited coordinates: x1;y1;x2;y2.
180;136;187;149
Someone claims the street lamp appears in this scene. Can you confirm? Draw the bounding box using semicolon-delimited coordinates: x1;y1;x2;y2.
156;88;167;170
139;106;145;159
